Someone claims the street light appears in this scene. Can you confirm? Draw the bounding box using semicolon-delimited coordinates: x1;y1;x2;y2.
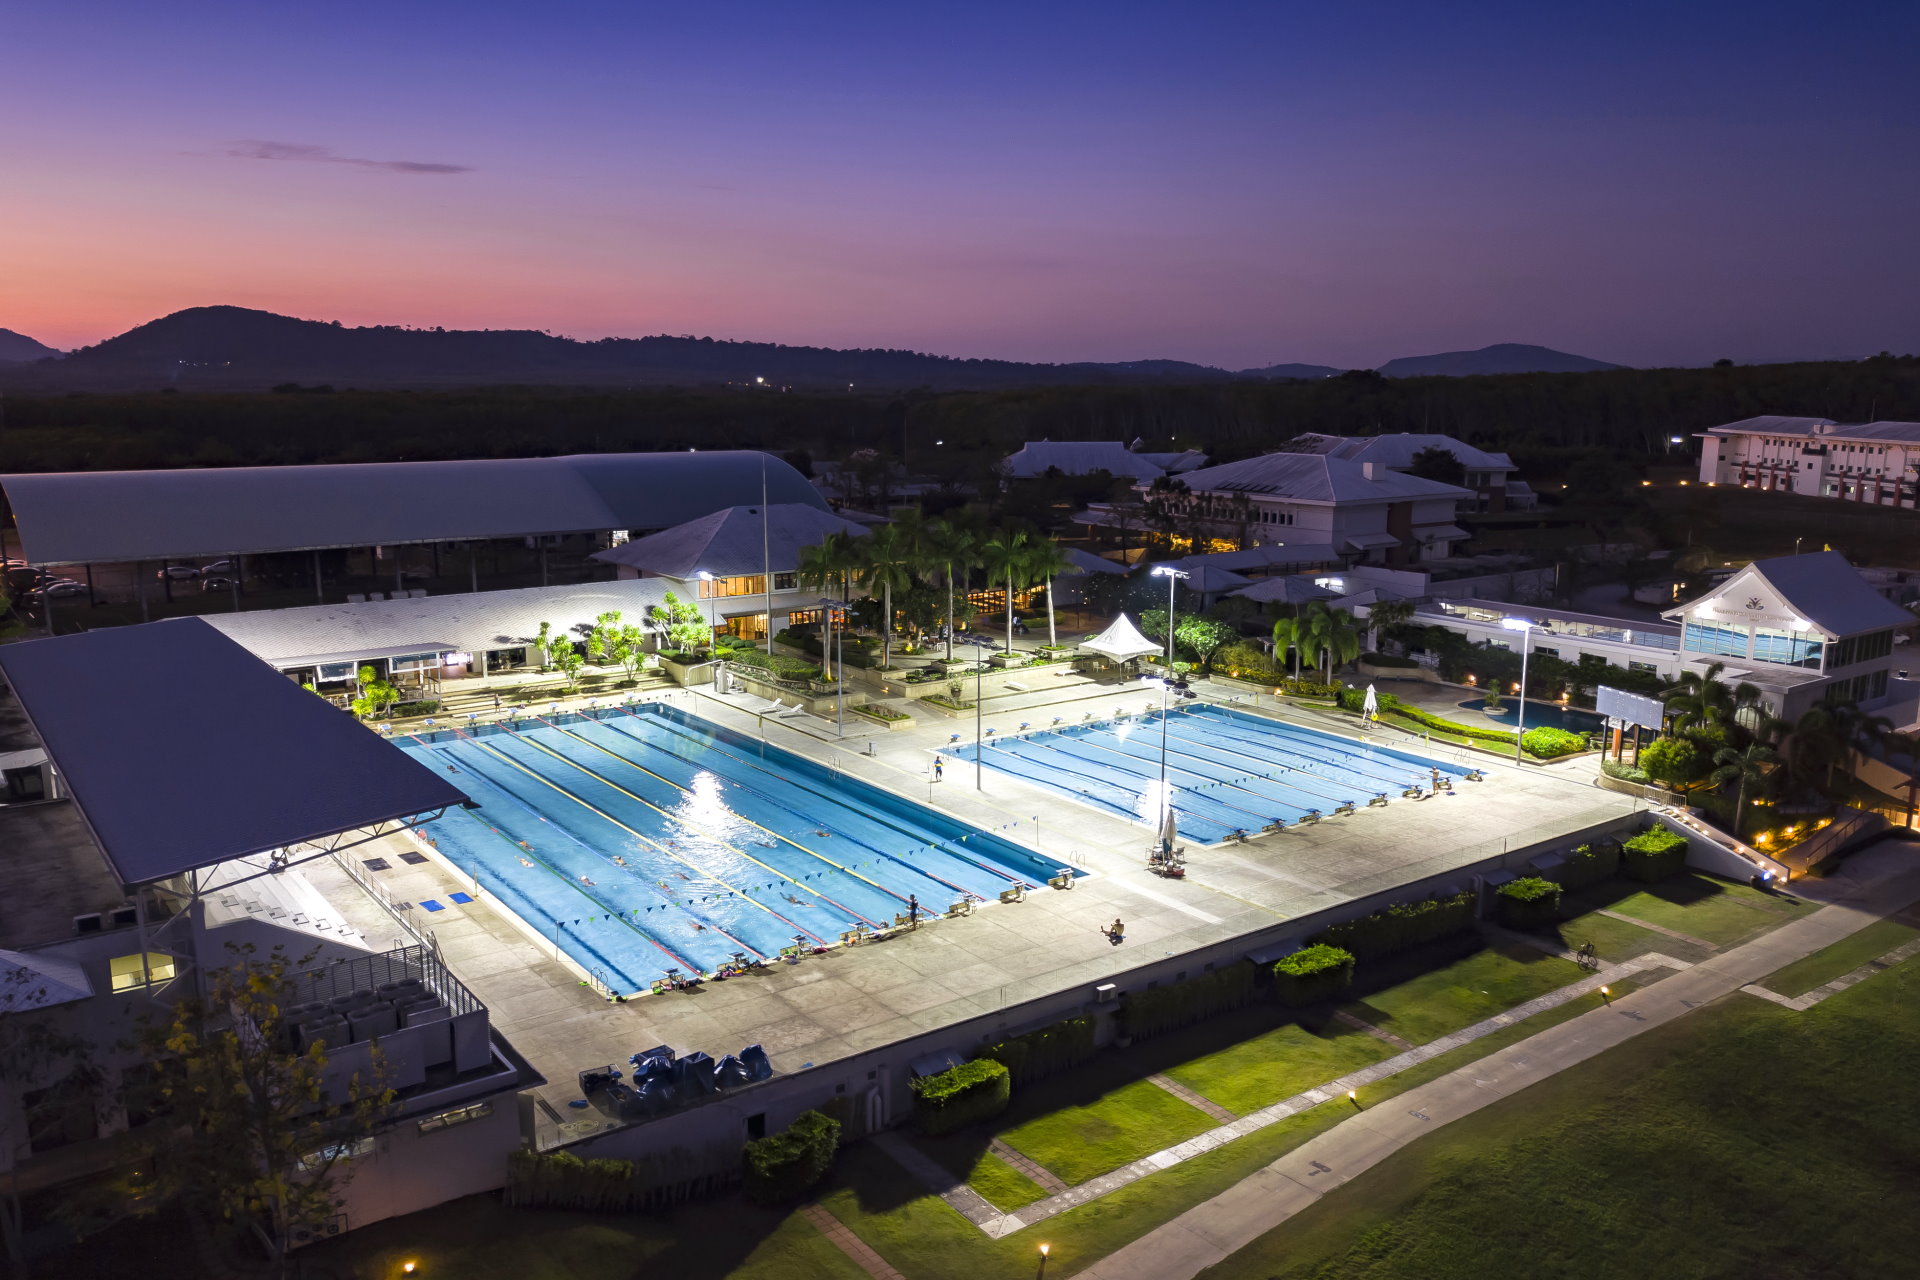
1149;566;1190;670
1500;617;1539;763
814;597;846;736
695;570;719;643
972;638;990;790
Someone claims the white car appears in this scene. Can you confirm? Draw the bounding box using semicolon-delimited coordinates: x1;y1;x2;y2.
199;559;234;575
156;565;199;581
40;581;86;599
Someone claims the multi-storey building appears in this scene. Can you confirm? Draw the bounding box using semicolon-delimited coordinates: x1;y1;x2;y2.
1696;416;1920;506
1287;432;1536;512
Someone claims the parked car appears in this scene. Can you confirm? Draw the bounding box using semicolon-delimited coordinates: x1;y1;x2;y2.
199;576;238;592
199;559;234;575
155;565;199;580
40;581;86;598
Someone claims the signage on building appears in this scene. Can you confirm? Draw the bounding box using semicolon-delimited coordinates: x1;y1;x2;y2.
1693;578;1810;632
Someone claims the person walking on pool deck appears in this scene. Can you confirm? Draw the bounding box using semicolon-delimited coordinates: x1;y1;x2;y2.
1102;918;1125;946
908;894;920;928
933;756;944;782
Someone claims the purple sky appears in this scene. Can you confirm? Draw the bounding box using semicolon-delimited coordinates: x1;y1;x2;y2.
4;0;1916;368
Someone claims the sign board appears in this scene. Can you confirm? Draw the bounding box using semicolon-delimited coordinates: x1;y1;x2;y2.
1596;685;1665;732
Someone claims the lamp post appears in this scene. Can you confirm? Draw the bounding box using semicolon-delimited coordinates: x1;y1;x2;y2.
815;597;846;737
1149;566;1190;670
1500;617;1538;764
695;571;718;644
973;639;989;790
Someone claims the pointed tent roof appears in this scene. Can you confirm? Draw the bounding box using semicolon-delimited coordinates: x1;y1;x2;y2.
1082;613;1162;663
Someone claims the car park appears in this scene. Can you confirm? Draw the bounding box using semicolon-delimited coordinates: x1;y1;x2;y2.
155;565;199;580
199;576;238;592
40;581;86;599
199;559;234;575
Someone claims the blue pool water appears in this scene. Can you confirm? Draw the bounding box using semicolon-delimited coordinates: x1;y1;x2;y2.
1454;697;1606;734
398;704;1067;995
956;702;1470;845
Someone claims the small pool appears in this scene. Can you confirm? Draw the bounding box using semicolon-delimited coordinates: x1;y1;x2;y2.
1455;697;1605;734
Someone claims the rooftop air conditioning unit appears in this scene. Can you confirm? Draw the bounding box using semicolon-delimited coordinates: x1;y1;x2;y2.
72;913;103;935
1093;983;1118;1003
109;906;139;929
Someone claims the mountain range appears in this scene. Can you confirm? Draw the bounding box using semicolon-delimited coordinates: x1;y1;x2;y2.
0;306;1627;391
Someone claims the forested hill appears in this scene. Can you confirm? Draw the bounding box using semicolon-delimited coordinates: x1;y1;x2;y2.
1;356;1915;478
0;306;1303;392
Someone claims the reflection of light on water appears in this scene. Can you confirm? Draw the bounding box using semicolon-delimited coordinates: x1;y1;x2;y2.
1114;719;1136;744
1134;776;1173;826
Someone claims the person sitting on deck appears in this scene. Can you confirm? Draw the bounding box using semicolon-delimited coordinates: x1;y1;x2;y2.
1102;918;1126;946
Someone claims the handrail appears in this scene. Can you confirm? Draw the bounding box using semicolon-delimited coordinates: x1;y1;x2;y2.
331;839;435;949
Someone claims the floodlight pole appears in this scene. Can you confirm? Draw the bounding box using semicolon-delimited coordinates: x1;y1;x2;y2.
975;640;989;790
1502;617;1535;764
1149;566;1190;670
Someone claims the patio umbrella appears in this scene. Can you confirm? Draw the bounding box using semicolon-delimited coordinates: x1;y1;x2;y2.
1362;683;1379;721
1158;804;1179;854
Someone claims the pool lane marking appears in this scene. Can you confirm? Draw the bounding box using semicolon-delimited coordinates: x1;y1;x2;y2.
418;737;732;970
509;719;878;933
1172;705;1439;787
454;728;838;944
601;708;1028;894
998;734;1281;828
1147;721;1378;807
541;715;923;909
1038;729;1320;817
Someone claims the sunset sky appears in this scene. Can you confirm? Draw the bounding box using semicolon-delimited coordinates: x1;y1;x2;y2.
5;0;1916;368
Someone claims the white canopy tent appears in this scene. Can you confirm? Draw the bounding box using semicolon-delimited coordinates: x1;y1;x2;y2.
1082;613;1162;664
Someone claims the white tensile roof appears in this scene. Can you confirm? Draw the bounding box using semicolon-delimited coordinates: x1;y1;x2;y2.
1082;613;1162;664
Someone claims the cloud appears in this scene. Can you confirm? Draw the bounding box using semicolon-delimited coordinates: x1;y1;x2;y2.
224;140;472;175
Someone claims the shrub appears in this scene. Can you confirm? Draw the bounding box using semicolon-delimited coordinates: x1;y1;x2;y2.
1309;890;1478;961
388;699;441;718
1600;756;1651;784
728;649;824;683
742;1110;840;1205
1640;736;1703;787
1520;726;1588;759
1557;839;1621;891
504;1150;735;1212
1119;963;1258;1041
1359;651;1419;668
977;1016;1097;1086
1272;945;1355;1007
850;703;909;723
1335;688;1520;747
910;1059;1011;1136
1622;824;1689;882
1495;876;1564;928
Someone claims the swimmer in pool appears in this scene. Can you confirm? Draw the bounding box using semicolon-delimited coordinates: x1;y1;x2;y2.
613;856;627;866
580;875;594;886
518;857;533;868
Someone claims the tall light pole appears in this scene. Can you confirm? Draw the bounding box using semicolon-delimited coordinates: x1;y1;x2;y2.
973;639;988;789
1149;566;1190;670
815;597;845;736
1501;617;1537;764
696;570;718;643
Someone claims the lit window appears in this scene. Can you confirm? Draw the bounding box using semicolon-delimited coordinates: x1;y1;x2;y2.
299;1136;375;1171
418;1101;494;1134
109;953;176;993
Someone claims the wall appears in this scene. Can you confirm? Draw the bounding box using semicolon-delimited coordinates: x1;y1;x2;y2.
330;1095;526;1235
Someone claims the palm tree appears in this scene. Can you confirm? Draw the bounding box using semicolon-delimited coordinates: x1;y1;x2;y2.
1710;742;1778;839
1364;598;1416;652
797;530;862;603
1271;609;1305;679
857;525;915;670
979;526;1034;655
1781;704;1846;799
1296;601;1361;682
1020;539;1076;649
923;517;980;662
1663;661;1763;739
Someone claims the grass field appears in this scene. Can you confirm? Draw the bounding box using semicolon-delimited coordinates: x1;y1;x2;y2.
995;1071;1214;1185
1562;871;1801;949
1757;910;1920;998
1163;1018;1393;1115
1196;956;1920;1280
1538;905;1710;964
1336;943;1585;1046
913;1131;1051;1212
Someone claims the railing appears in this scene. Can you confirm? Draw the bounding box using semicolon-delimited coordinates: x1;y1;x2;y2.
331;843;436;952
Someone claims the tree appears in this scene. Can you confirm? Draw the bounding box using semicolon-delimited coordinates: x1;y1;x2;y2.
552;643;586;689
0;967;100;1277
796;530;863;604
135;944;394;1276
978;526;1034;654
1663;661;1763;740
587;611;648;682
1271;610;1306;679
923;517;980;661
649;591;710;656
1641;736;1703;787
1020;538;1075;648
1407;446;1466;486
348;664;400;720
1175;615;1238;671
1365;598;1416;651
856;524;915;670
1710;742;1778;839
532;621;556;673
1297;602;1362;681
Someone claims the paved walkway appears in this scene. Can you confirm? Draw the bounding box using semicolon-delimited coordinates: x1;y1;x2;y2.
799;1203;906;1279
1741;933;1920;1010
1075;842;1920;1280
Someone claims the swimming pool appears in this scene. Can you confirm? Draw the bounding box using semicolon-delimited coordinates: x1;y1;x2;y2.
955;702;1470;845
1454;697;1606;734
397;704;1067;995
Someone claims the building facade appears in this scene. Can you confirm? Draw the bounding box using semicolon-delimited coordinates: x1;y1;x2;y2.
1696;416;1920;506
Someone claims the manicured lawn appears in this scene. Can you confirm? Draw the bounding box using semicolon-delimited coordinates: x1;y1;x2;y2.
1538;906;1710;964
1758;911;1919;997
911;1130;1051;1212
1197;957;1920;1279
1164;1018;1393;1114
310;1191;865;1280
995;1073;1214;1185
1336;943;1585;1045
1567;872;1800;948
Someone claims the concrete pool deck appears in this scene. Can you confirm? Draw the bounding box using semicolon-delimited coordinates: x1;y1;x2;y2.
304;676;1641;1143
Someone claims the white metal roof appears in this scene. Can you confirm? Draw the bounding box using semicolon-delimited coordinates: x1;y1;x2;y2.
1003;441;1170;482
589;503;871;579
202;578;675;669
0;618;468;886
1174;453;1475;503
1290;433;1516;472
1663;551;1917;639
1;450;825;566
1227;576;1339;606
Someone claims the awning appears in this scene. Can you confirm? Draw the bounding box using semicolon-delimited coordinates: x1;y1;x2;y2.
1179;565;1254;593
1083;613;1162;664
1059;547;1129;576
1343;532;1402;551
1229;577;1338;606
1421;525;1471;542
275;642;466;670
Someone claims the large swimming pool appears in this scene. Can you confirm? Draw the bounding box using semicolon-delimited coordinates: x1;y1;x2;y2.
955;702;1471;844
398;705;1066;995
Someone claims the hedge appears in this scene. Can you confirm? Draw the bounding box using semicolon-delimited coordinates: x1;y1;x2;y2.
742;1110;841;1205
1622;824;1689;882
1272;944;1355;1007
1119;963;1258;1041
777;628;882;669
504;1148;736;1211
389;699;442;718
910;1059;1011;1136
1308;890;1479;961
1557;839;1621;891
1495;876;1564;928
1212;643;1342;696
1335;688;1519;747
1520;726;1588;759
729;649;824;683
978;1015;1098;1086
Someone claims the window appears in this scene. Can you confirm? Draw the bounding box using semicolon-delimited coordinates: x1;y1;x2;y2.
1534;647;1560;658
773;572;797;591
317;661;356;683
697;574;767;599
1628;661;1658;673
109;952;176;993
298;1136;375;1172
418;1101;493;1134
390;652;439;673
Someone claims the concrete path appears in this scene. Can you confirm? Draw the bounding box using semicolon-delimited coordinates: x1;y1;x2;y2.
799;1203;906;1279
1075;843;1920;1280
